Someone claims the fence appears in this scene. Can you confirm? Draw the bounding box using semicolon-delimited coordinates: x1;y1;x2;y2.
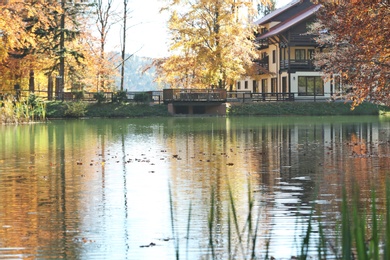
163;89;227;103
0;90;164;104
227;91;295;102
0;89;332;104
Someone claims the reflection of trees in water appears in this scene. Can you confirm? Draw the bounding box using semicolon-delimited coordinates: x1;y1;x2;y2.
203;118;390;218
3;117;390;258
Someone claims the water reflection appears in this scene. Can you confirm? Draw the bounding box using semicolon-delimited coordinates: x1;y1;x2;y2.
1;116;390;259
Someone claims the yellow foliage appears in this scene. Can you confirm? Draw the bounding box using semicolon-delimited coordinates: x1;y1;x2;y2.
0;0;114;93
156;0;261;89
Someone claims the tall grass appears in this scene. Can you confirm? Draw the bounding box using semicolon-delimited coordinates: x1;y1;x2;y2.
168;179;390;259
0;94;46;124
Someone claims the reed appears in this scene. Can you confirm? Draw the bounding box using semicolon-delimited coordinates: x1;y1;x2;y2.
168;183;180;260
168;179;390;259
385;179;390;259
0;94;46;124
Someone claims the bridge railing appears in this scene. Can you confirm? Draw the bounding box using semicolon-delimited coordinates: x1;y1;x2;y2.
1;89;332;104
163;89;227;103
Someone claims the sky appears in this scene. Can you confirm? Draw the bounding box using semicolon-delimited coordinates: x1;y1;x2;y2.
106;0;292;58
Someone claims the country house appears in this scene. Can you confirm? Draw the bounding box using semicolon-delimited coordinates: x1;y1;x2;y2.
236;0;340;101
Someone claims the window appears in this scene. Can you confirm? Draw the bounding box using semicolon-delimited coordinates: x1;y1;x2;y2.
282;77;287;93
272;50;276;64
271;78;277;94
244;81;248;89
261;79;267;93
295;49;306;60
298;76;324;96
253;80;257;92
308;49;315;60
333;74;342;93
237;81;241;90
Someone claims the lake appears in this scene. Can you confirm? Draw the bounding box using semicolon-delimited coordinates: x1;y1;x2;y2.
1;116;390;259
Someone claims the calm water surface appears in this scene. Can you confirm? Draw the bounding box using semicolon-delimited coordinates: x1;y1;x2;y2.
1;116;390;259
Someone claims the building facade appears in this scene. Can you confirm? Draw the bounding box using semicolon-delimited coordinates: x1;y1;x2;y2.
236;0;335;101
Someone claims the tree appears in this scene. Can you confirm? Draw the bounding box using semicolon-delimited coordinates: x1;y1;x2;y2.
120;0;129;91
0;0;100;94
0;0;54;91
94;0;116;91
0;3;30;63
257;0;276;17
312;1;390;107
154;0;266;89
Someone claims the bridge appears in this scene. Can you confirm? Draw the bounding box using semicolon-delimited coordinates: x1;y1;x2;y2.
163;89;227;115
3;88;330;115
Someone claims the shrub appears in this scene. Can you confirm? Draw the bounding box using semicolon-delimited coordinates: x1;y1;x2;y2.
93;91;106;104
113;90;128;103
64;102;87;118
134;92;151;103
27;93;46;120
0;94;46;124
73;91;84;101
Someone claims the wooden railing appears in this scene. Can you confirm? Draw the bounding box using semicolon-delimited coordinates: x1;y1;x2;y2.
254;56;269;74
2;89;333;104
280;59;316;71
3;90;164;104
163;89;227;103
289;33;317;45
227;91;294;102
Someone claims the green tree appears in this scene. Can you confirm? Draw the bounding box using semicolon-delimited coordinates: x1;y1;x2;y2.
154;0;265;89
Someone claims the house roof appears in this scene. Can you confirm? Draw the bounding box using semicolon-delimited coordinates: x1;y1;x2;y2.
257;4;321;40
253;0;301;26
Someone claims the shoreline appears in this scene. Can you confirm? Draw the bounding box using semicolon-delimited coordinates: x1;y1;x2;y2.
45;101;390;119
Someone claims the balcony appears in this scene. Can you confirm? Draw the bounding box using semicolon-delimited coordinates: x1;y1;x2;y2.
254;56;269;74
280;59;316;71
256;39;269;50
255;29;269;50
288;33;317;46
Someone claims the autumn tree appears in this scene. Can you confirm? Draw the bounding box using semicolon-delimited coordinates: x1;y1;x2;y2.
154;0;266;89
120;0;129;91
0;1;55;92
312;0;390;107
0;3;30;63
257;0;276;17
94;0;117;91
0;0;101;95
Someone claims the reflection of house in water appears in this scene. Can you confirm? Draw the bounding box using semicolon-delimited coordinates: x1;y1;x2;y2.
228;118;390;209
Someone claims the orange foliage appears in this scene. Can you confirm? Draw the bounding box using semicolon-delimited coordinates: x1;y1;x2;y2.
313;1;390;107
0;0;115;93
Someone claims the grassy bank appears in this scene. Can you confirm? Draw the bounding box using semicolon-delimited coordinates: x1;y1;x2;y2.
46;101;170;118
227;101;390;116
44;101;390;119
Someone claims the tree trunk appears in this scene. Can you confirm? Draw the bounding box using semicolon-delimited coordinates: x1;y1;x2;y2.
120;0;128;91
29;70;35;92
59;0;65;99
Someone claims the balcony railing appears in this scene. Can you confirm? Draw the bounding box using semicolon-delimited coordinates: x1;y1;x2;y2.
256;39;269;50
280;59;316;71
254;56;269;74
289;33;317;46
